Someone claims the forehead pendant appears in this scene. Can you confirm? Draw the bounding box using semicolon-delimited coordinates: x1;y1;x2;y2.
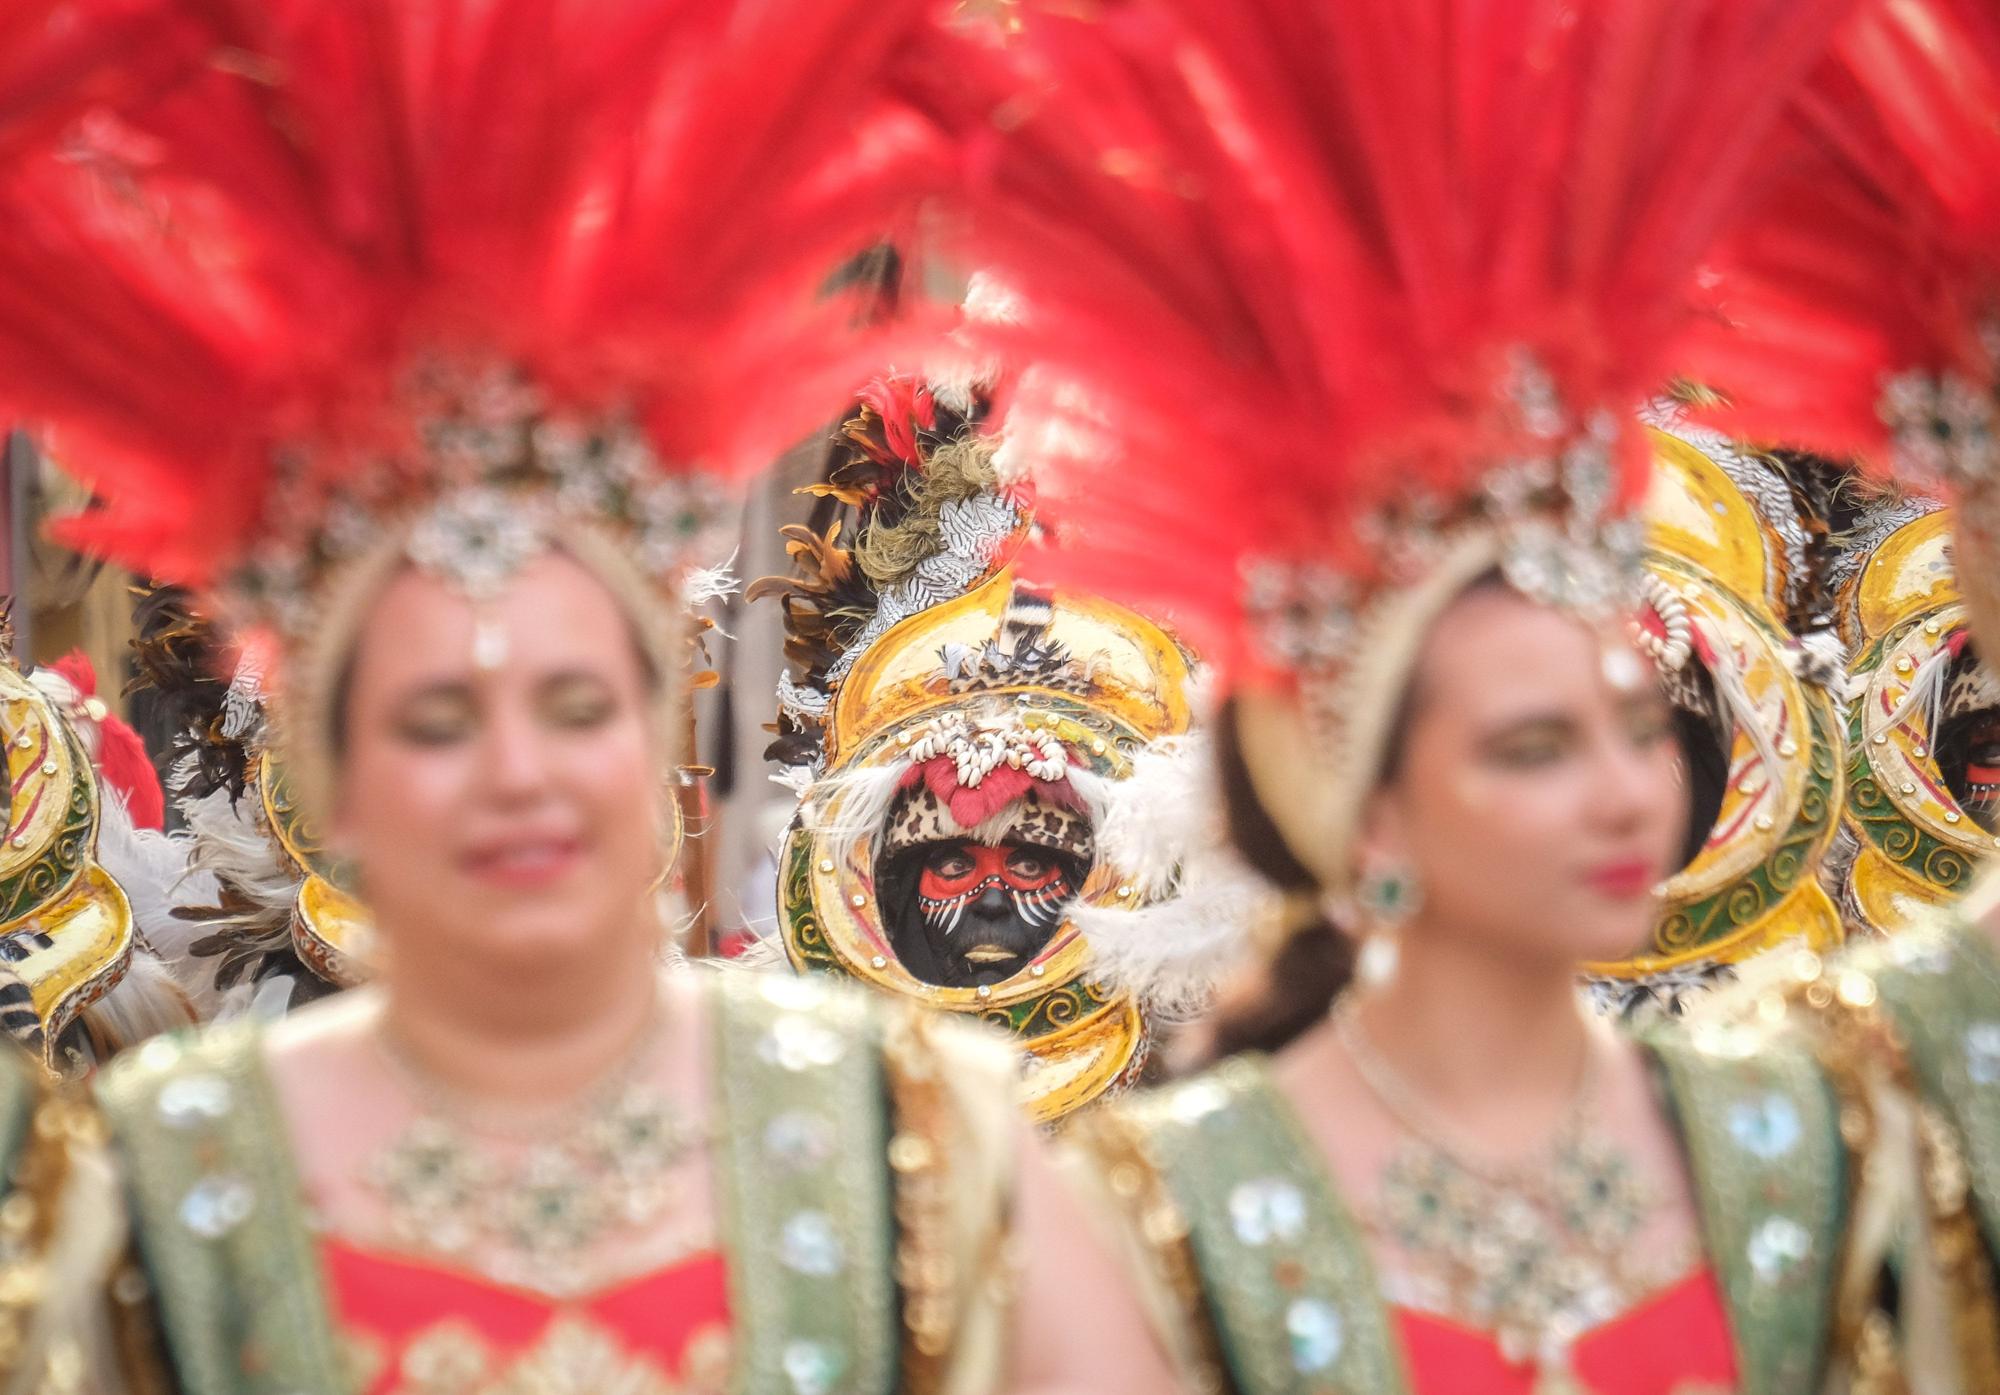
473;611;510;672
1599;637;1646;694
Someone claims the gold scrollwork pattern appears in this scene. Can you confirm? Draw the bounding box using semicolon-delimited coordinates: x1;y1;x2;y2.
1646;696;1841;959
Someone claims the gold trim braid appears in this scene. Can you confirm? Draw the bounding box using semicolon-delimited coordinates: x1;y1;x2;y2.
1061;1106;1230;1395
879;1003;1022;1395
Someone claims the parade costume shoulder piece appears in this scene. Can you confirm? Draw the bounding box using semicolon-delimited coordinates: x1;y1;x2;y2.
757;355;1256;1121
0;624;138;1068
0;619;135;1378
905;0;1884;1389
1676;0;2000;933
0;0;1027;1388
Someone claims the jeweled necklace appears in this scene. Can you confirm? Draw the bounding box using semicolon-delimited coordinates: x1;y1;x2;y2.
1332;998;1681;1391
362;999;709;1297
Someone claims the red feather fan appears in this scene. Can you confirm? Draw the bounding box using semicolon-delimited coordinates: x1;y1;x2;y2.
0;0;945;592
1684;0;2000;479
901;0;1860;680
0;1;199;166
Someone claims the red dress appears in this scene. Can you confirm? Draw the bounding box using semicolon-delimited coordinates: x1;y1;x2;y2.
1396;1269;1739;1395
323;1239;733;1393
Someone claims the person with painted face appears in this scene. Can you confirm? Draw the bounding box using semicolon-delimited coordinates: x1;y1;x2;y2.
887;790;1091;989
758;341;1256;1126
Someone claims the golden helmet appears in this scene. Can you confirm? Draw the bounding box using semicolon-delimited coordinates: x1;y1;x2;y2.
0;651;135;1063
781;567;1196;1122
1583;418;1845;1002
1833;498;1992;932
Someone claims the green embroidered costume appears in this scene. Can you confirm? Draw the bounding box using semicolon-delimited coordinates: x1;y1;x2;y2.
92;972;1019;1395
1070;1024;1885;1395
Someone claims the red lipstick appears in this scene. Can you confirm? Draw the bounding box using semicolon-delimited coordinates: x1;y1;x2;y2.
1583;857;1657;899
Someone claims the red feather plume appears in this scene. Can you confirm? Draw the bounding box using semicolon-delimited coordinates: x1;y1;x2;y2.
44;651;165;831
0;1;200;166
901;0;1859;679
0;0;946;590
1684;0;2000;477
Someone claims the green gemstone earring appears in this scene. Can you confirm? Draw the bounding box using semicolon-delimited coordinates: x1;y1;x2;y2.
1353;859;1419;988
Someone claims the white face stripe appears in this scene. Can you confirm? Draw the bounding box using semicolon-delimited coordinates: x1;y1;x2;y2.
918;872;1076;935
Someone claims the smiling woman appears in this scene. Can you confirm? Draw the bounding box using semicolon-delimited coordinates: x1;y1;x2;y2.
900;0;1915;1389
330;554;669;985
0;0;1040;1390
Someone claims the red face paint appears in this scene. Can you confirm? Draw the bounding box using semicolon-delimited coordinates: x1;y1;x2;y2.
917;841;1066;900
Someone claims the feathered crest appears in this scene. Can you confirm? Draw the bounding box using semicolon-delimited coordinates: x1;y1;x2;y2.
753;370;1006;728
1685;0;2000;484
0;0;943;626
751;271;1031;771
126;585;262;804
903;0;1861;682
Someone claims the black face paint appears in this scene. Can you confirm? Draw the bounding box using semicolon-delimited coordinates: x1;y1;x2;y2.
877;839;1088;989
1940;708;2000;832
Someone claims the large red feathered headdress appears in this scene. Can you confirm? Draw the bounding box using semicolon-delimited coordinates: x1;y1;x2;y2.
900;0;1860;889
0;1;199;165
0;0;945;809
907;0;1860;683
1675;0;2000;688
1685;0;2000;482
0;0;941;630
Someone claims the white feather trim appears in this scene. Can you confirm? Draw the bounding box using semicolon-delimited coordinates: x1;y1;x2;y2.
27;667;100;762
716;933;791;973
685;554;741;640
991;370;1113;491
1886;643;1955;737
930;271;1022;414
79;950;195;1056
210;974;299;1024
1701;618;1785;795
961;270;1024;327
149;786;302;1014
1065;733;1272;1019
91;789;216;959
26;667;79;707
799;764;906;863
1786;628;1852;704
179;787;298;914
